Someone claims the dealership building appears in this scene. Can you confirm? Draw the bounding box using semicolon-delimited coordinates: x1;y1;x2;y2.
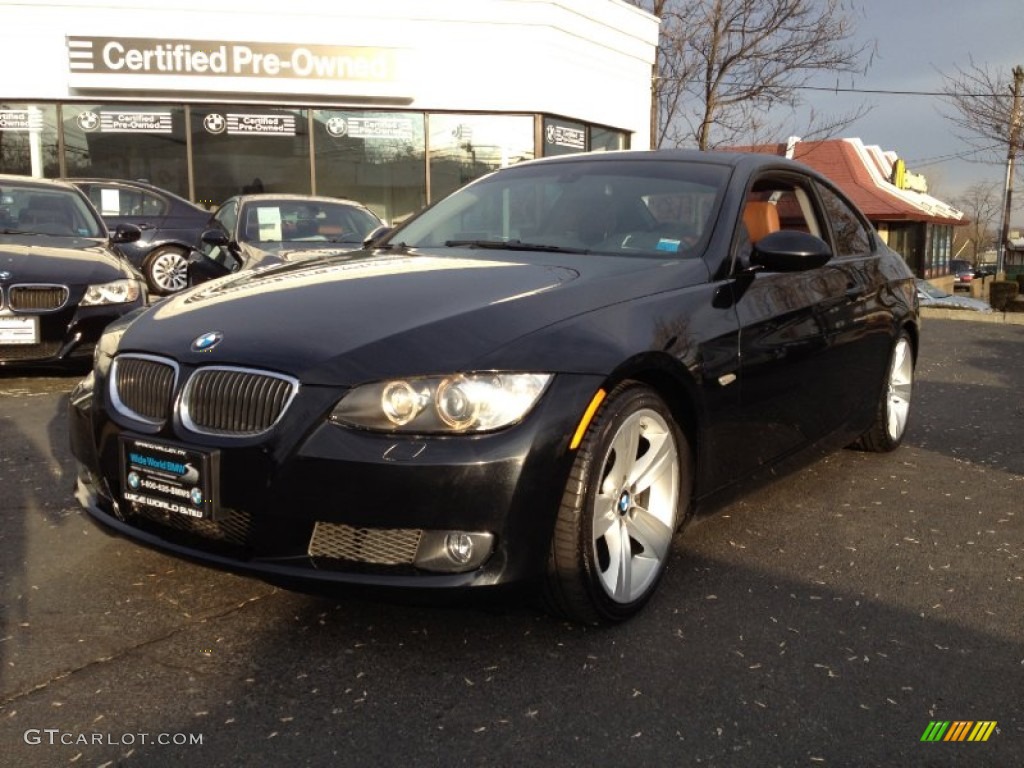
0;0;658;222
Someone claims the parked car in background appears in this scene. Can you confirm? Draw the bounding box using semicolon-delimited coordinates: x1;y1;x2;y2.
0;175;147;368
973;263;996;279
186;194;384;286
949;258;979;290
66;178;211;295
69;150;918;624
916;278;993;312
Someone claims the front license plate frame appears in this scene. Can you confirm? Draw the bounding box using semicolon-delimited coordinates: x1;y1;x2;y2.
120;436;220;520
0;313;40;345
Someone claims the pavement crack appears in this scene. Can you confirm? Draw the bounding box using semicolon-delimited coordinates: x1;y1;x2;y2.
1;591;276;706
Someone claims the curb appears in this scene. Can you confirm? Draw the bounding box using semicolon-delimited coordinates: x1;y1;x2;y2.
920;307;1024;325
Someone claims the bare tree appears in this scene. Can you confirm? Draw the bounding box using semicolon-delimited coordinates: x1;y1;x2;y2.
953;181;1001;262
941;61;1024;272
940;59;1023;165
628;0;874;149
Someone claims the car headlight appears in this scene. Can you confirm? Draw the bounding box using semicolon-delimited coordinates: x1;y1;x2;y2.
80;279;141;306
331;373;552;433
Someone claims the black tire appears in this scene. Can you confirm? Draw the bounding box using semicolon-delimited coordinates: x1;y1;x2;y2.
144;246;189;295
544;382;691;624
854;330;915;452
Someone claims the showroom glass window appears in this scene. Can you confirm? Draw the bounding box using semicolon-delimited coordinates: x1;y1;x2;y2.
886;223;924;275
0;103;59;177
61;104;189;198
590;126;628;153
542;117;587;157
427;114;534;203
313;110;425;225
931;224;953;277
191;106;310;209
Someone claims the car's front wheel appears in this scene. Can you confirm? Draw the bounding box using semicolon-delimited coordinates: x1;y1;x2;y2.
854;330;915;452
545;382;690;624
145;246;189;294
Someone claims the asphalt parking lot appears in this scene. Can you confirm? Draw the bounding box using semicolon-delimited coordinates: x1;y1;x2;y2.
1;316;1021;767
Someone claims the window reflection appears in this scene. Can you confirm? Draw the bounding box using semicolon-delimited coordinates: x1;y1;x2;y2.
0;103;59;177
191;106;310;207
590;126;628;153
428;114;534;203
61;104;188;196
313;110;425;224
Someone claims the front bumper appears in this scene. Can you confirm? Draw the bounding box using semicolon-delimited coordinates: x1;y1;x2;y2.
69;371;604;591
0;301;146;368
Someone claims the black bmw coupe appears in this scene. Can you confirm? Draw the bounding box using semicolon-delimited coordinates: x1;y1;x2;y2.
69;150;919;623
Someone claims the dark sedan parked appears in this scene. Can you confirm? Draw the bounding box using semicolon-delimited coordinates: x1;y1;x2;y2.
0;175;147;368
186;194;384;286
67;178;212;295
69;150;918;623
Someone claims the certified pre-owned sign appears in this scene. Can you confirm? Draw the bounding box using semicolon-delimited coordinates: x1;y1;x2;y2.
66;37;411;96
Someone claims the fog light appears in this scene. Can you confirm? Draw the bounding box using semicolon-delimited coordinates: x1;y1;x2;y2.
445;533;474;564
415;530;495;573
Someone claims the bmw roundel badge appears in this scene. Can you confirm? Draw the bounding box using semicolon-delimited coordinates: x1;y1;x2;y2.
191;331;223;353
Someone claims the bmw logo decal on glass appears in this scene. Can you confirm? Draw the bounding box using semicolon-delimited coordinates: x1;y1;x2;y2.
191;331;223;352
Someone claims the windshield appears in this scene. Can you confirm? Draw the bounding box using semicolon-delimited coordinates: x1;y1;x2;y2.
392;158;729;257
239;200;381;245
0;182;106;238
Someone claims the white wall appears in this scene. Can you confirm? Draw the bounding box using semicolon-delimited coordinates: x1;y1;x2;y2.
0;0;658;145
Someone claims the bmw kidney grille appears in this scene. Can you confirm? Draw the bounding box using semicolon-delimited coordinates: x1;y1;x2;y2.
10;284;69;311
111;354;298;435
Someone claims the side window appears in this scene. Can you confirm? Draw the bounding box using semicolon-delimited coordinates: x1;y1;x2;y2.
736;177;822;261
817;183;873;258
139;191;167;217
745;182;821;241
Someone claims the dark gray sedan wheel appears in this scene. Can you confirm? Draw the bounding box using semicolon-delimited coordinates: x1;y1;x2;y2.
145;246;189;294
855;330;915;452
546;382;690;624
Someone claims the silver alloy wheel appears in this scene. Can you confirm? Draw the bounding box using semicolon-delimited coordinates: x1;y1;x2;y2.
886;336;914;441
591;407;679;604
148;248;189;294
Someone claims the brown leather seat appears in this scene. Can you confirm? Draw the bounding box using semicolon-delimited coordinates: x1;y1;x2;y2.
742;201;780;243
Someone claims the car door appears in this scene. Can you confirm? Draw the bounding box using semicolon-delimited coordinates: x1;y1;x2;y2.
727;171;862;475
811;180;895;428
81;181;167;233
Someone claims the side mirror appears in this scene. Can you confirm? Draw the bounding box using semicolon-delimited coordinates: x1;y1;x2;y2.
363;225;393;248
111;223;142;244
750;230;832;273
200;228;232;248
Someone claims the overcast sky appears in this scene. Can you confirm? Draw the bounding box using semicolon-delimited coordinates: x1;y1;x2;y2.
794;0;1024;205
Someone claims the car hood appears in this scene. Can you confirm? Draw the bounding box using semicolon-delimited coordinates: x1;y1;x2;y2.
0;237;129;285
242;240;366;263
120;248;708;383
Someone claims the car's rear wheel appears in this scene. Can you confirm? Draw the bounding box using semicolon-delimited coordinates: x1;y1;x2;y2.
145;246;189;294
545;382;690;624
854;330;914;452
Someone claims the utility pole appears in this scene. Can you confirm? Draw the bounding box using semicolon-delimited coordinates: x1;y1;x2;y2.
996;65;1023;277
